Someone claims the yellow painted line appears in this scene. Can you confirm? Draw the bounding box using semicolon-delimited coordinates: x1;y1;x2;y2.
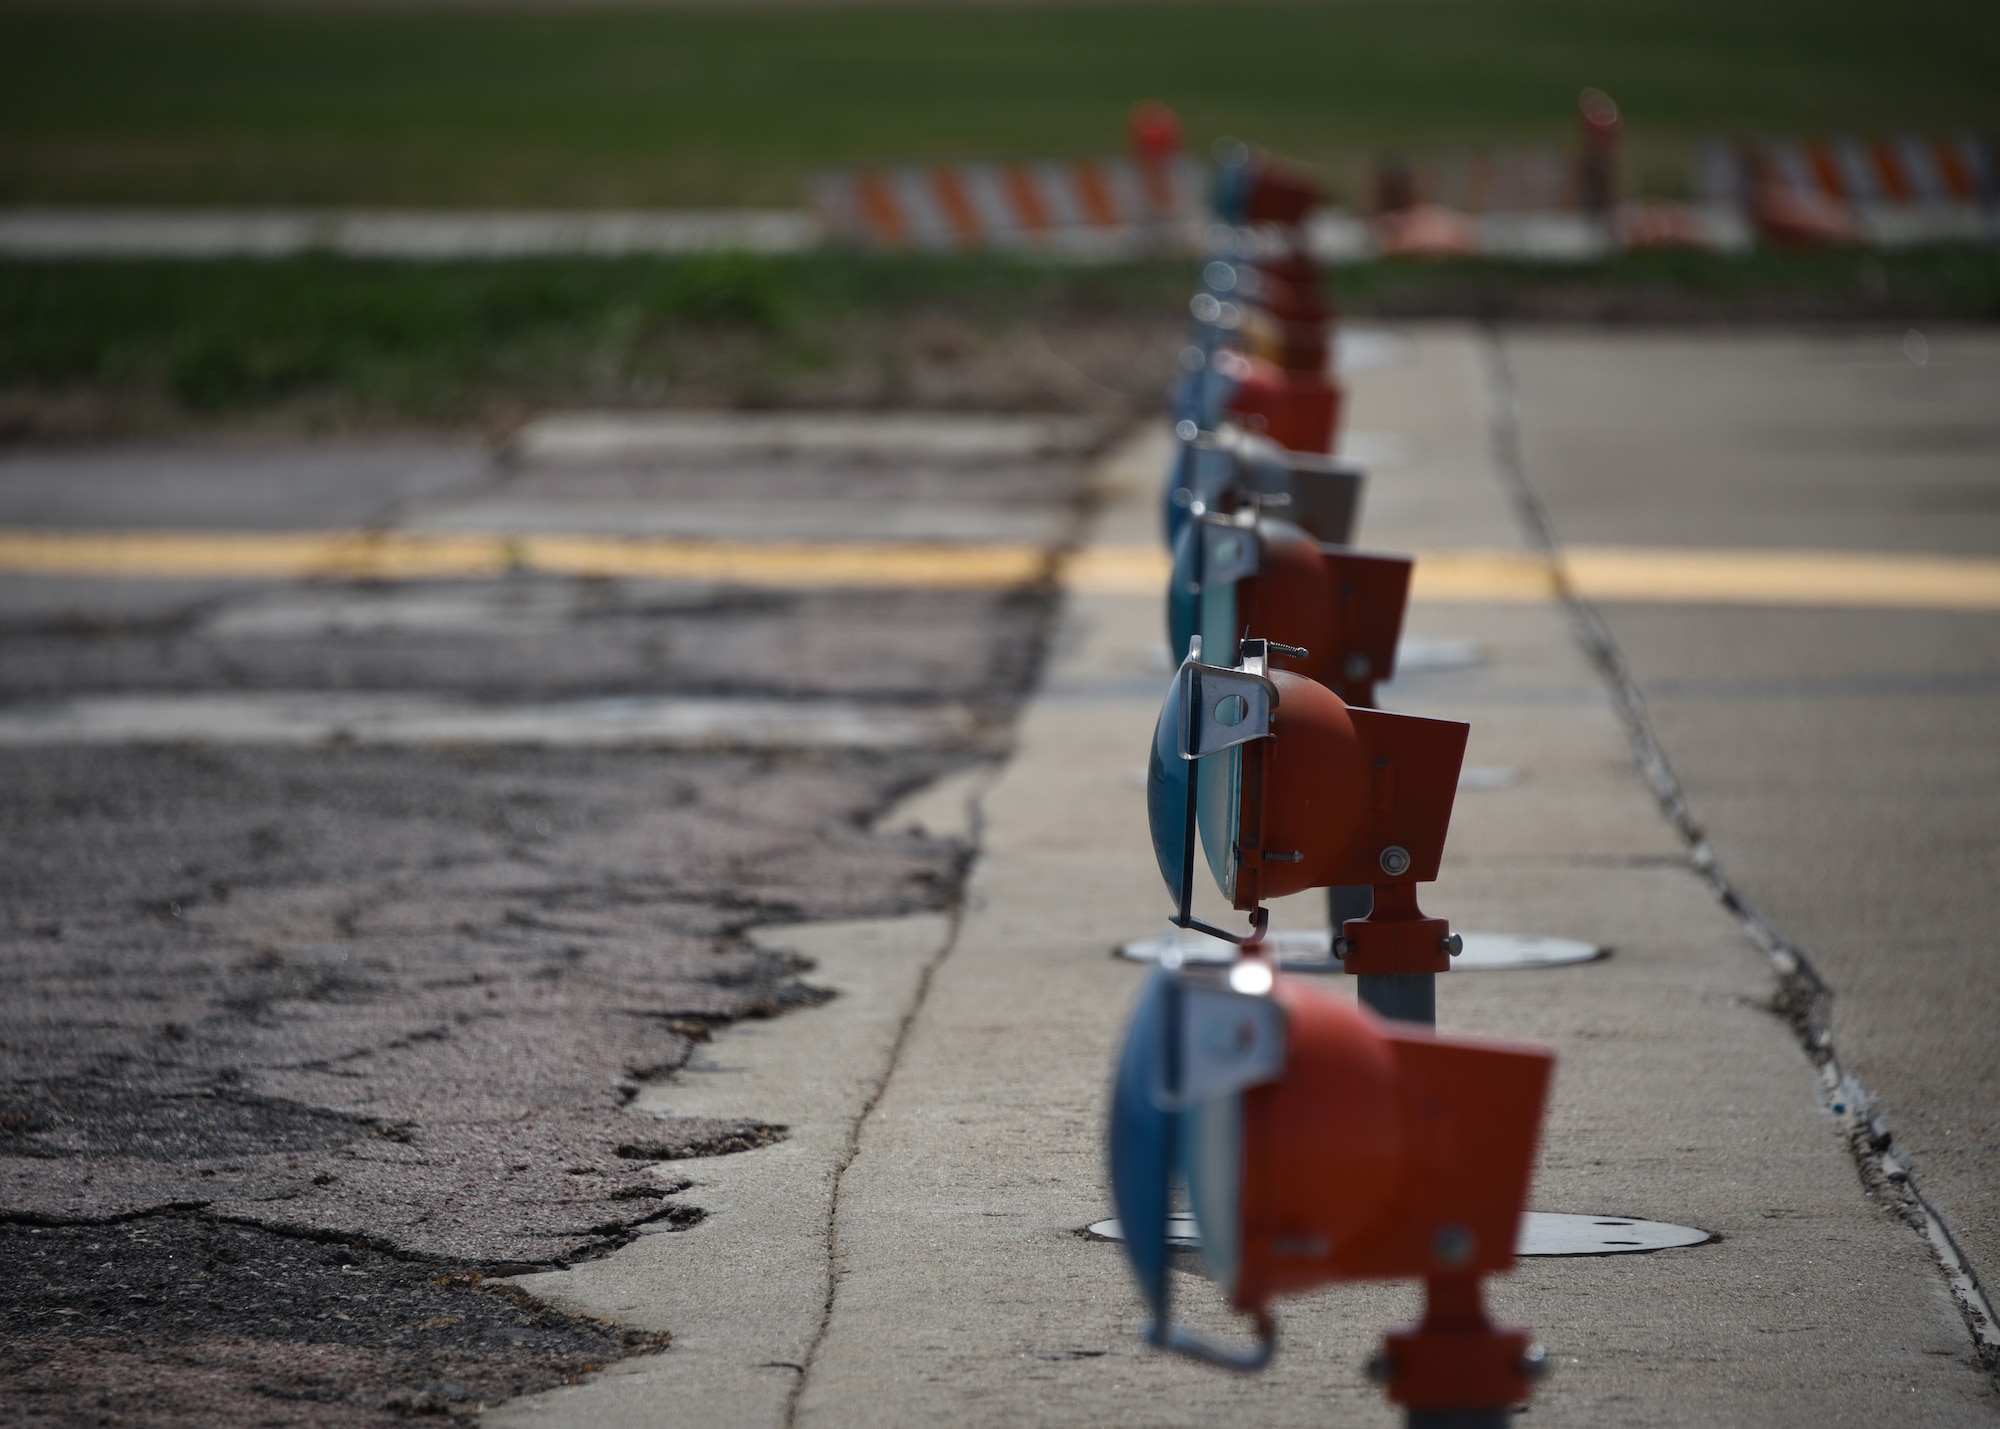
1060;546;1560;601
0;530;1051;590
1066;544;2000;610
1562;546;2000;612
1058;546;1173;594
1412;549;1557;603
1;530;1997;611
526;535;1049;589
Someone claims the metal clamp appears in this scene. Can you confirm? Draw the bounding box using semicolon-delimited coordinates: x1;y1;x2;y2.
1197;513;1262;588
1167;642;1280;945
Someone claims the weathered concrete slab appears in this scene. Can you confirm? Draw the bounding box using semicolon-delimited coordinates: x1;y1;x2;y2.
396;496;1069;546
785;337;1996;1425
514;411;1102;465
490;915;955;1429
1507;326;2000;1343
0;439;486;530
0;691;979;750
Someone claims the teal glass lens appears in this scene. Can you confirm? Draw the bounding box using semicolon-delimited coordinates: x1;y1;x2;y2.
1194;579;1244;902
1149;663;1248;908
1197;579;1238;674
1109;969;1176;1323
1167;520;1200;664
1197;739;1242;902
1146;691;1190;906
1180;1092;1244;1296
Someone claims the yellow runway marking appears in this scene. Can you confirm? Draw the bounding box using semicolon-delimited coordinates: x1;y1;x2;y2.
0;530;1052;590
2;530;1998;611
1059;544;2000;610
1411;550;1558;604
1054;547;1558;599
1561;546;2000;612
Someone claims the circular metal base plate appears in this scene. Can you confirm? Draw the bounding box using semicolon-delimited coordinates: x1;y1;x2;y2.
1086;1211;1708;1257
1115;929;1604;973
1516;1212;1713;1255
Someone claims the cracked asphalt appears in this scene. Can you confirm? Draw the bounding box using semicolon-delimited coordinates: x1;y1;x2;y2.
0;418;1094;1423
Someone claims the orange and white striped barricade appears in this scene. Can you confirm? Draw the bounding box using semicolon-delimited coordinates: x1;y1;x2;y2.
811;156;1202;254
1699;134;1998;247
1369;145;1613;260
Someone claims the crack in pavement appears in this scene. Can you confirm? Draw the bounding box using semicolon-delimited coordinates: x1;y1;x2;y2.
780;824;982;1429
1479;324;2000;1379
774;428;1101;1428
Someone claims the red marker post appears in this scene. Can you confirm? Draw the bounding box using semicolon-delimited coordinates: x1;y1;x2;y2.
1129;102;1188;233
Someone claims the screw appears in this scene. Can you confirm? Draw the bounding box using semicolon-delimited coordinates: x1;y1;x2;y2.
1431;1223;1476;1269
1331;936;1353;961
1441;933;1463;957
1520;1345;1551;1381
1379;846;1411;877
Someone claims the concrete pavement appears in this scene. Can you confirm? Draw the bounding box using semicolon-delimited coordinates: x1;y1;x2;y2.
1507;326;2000;1358
5;328;1991;1421
494;328;1998;1424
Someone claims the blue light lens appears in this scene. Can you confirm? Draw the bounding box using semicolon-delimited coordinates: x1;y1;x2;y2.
1161;440;1196;550
1194;581;1244;903
1166;521;1199;662
1180;1092;1244;1295
1197;578;1237;673
1164;441;1238;551
1213;163;1251;226
1198;740;1242;902
1108;969;1177;1324
1146;692;1190;907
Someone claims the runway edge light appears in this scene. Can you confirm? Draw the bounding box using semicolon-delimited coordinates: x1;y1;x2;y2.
1145;636;1467;970
1107;961;1555;1417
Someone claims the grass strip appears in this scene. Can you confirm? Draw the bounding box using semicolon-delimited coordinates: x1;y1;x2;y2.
3;247;1995;431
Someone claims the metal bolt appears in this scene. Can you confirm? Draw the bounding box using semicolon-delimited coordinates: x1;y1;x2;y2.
1343;653;1371;682
1431;1223;1476;1269
1520;1345;1551;1381
1379;845;1411;877
1441;933;1464;957
1331;936;1352;961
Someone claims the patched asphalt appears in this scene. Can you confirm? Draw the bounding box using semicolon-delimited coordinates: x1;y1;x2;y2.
0;416;1096;1423
1;1215;666;1428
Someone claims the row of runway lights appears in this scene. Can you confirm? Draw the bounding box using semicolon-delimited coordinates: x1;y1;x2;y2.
1104;147;1555;1426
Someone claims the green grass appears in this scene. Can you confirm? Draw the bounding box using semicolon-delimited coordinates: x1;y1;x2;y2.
5;248;1996;430
3;0;1997;209
0;253;1191;421
1341;243;2000;318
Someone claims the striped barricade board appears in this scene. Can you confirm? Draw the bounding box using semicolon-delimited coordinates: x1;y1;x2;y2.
812;156;1201;253
1698;134;1999;244
1403;145;1578;214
